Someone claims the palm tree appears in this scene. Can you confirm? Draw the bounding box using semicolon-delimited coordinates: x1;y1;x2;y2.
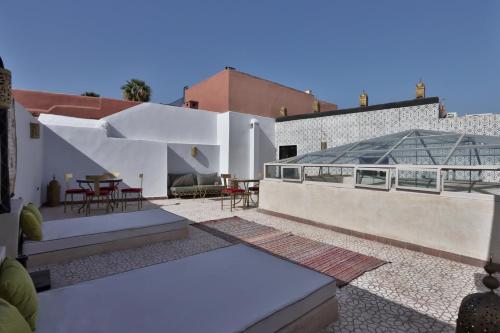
121;79;151;102
81;91;100;97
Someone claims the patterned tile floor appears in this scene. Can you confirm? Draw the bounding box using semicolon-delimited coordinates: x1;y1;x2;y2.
37;197;499;333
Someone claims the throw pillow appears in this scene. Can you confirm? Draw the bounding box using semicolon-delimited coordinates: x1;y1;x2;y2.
197;173;219;185
171;173;195;187
0;258;38;330
20;210;42;241
24;204;43;225
0;298;31;333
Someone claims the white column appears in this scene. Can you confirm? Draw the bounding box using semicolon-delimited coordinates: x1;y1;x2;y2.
249;119;260;179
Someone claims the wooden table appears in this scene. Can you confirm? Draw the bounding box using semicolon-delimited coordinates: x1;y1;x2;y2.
76;178;122;213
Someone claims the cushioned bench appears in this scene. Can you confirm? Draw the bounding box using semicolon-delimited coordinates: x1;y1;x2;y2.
169;172;225;198
24;208;189;267
36;244;338;333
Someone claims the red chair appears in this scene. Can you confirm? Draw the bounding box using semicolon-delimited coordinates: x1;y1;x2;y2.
84;175;113;216
220;174;246;212
64;173;86;213
121;173;144;211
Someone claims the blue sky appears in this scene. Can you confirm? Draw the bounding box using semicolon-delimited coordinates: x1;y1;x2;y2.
1;0;499;115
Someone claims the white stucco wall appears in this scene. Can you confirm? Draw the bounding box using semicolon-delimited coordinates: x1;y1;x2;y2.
217;113;230;175
37;105;276;200
105;103;218;144
40;115;168;199
259;180;500;262
167;143;219;175
225;112;275;179
13;101;43;206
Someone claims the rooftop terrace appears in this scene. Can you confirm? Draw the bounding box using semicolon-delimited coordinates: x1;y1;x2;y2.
34;198;499;333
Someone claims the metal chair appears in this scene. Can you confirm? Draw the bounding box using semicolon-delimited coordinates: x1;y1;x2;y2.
121;173;144;211
64;173;86;213
220;174;245;211
85;175;113;215
248;184;260;205
101;172;120;207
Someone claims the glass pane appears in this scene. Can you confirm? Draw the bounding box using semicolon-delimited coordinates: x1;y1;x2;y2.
265;165;281;179
356;169;388;188
397;169;438;190
304;166;354;184
442;170;500;195
282;167;300;180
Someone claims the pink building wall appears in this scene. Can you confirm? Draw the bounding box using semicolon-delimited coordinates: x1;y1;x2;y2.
184;69;337;118
183;70;230;112
13;90;140;119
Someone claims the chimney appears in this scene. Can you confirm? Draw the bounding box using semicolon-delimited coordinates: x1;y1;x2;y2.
359;90;368;107
185;100;199;109
312;99;321;113
439;103;447;118
416;80;425;99
279;106;288;117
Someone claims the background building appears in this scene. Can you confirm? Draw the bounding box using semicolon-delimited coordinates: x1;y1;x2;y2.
12;89;140;119
275;83;500;160
182;67;337;118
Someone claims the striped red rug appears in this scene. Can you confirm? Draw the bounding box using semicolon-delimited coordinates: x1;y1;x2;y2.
194;216;387;287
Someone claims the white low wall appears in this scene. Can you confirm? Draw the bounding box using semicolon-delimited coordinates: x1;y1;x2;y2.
13;102;43;206
41;118;168;199
259;180;500;262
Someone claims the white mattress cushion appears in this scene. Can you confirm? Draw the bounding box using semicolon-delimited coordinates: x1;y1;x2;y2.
37;244;336;333
24;208;187;255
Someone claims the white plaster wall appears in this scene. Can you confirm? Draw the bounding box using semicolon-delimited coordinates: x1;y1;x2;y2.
217;113;230;174
259;180;500;262
226;112;275;179
106;105;276;180
167;143;219;175
13;101;43;206
104;103;218;144
37;104;276;201
40;115;168;199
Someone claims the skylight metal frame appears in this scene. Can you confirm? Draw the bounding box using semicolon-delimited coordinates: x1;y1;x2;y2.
276;129;500;167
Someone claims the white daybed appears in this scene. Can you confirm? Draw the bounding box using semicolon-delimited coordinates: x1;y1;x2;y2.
23;208;189;267
36;244;338;333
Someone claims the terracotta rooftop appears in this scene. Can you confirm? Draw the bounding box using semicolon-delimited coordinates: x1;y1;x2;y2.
13;89;140;119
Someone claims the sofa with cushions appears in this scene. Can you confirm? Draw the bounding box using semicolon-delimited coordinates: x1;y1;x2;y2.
169;172;225;198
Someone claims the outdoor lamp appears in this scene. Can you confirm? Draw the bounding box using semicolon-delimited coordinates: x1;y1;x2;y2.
456;257;500;332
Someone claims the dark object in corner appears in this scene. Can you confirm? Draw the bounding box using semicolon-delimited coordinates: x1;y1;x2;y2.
0;56;12;214
30;270;51;292
16;255;52;292
456;257;500;332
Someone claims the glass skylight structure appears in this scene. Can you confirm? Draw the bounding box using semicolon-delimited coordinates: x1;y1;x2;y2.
278;129;500;166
